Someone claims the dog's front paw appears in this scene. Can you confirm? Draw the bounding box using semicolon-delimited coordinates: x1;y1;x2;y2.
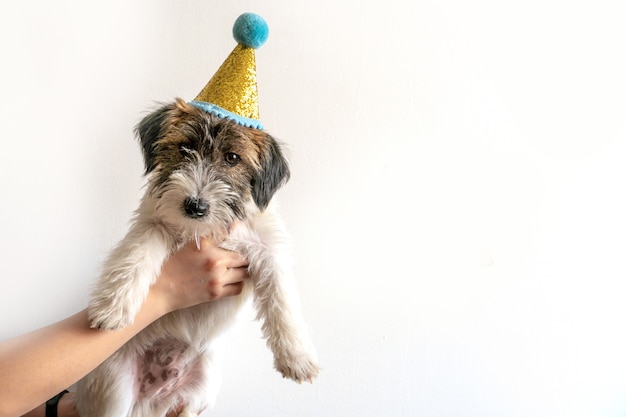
274;352;320;384
87;300;134;331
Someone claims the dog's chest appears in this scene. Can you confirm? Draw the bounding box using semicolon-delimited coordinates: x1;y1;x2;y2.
135;338;202;401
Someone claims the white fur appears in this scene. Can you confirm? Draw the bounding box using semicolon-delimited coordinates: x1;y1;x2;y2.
75;155;318;417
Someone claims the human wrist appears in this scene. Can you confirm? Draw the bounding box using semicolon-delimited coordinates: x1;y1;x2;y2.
57;392;78;417
140;286;174;324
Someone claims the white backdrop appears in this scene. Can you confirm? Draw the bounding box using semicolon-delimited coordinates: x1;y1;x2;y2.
1;1;626;416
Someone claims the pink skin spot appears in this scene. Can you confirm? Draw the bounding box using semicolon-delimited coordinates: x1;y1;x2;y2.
135;338;202;401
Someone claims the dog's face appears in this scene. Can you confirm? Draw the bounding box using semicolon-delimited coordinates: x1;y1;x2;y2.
136;99;289;235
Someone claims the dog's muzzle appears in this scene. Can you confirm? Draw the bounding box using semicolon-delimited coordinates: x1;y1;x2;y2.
183;197;209;219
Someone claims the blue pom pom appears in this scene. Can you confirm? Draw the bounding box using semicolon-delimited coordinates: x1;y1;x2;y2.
232;13;269;49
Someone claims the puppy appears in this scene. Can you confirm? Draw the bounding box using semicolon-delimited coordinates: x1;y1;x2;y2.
75;99;319;417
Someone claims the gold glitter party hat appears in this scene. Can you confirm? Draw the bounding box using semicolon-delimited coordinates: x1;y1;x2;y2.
189;13;269;130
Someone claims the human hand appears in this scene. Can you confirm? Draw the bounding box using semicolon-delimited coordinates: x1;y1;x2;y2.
152;237;250;315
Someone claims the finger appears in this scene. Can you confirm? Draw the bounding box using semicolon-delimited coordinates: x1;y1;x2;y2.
198;238;248;268
227;265;250;281
197;236;218;251
220;281;245;297
212;247;249;270
227;255;249;269
216;268;250;288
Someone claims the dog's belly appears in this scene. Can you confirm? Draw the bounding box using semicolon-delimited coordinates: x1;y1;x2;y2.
135;337;202;401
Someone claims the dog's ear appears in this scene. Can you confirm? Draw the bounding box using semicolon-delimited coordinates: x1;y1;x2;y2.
252;134;290;211
135;102;174;174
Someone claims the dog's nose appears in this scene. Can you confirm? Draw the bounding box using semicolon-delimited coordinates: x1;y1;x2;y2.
183;197;209;218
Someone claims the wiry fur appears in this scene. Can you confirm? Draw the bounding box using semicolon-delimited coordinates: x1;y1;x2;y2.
74;99;318;417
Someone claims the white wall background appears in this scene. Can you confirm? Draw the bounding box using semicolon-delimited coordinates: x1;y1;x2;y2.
1;1;626;416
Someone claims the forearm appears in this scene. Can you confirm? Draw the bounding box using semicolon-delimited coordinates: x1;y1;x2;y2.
0;237;249;417
0;292;168;417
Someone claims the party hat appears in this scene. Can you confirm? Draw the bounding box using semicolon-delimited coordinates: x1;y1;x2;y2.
189;13;269;130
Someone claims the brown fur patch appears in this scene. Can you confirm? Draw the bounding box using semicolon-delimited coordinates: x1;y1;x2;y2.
135;98;289;223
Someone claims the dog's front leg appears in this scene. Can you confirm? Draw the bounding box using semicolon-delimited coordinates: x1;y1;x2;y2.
224;209;319;383
87;221;172;330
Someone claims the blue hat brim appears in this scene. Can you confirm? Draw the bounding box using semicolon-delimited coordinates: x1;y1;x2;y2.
189;101;264;130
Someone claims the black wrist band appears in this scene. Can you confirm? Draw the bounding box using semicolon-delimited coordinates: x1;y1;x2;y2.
45;390;69;417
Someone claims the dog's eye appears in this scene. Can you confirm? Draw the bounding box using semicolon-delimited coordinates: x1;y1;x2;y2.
224;152;240;166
